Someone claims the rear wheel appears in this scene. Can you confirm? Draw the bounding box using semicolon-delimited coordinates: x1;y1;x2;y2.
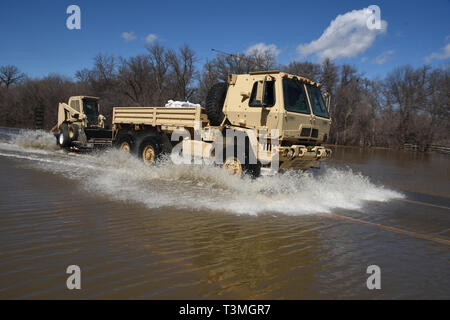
115;134;134;153
138;137;160;165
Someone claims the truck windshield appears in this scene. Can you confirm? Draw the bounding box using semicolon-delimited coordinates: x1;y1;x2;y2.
307;85;329;118
282;78;310;114
83;99;99;125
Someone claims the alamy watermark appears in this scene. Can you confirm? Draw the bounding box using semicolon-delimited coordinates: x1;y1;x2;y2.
66;5;81;30
66;265;81;289
169;122;281;172
366;265;381;290
366;5;382;30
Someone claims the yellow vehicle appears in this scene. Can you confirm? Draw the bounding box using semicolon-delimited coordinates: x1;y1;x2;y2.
111;71;332;177
54;71;332;176
53;96;111;151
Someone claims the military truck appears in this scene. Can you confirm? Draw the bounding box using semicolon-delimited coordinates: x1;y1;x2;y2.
54;71;332;176
52;96;112;151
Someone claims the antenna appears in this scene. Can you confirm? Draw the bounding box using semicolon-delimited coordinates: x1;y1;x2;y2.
211;48;239;57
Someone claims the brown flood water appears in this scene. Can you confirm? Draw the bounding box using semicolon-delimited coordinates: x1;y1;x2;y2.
0;129;449;299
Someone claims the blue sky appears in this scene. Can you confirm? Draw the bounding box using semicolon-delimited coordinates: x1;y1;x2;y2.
0;0;449;79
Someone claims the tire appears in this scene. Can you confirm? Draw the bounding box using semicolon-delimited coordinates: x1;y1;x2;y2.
58;123;70;148
219;144;261;178
68;124;79;141
137;137;160;165
205;82;228;126
115;134;135;154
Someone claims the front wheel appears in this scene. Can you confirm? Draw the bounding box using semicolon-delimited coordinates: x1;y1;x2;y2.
68;124;79;141
221;147;261;178
223;155;244;176
57;123;70;148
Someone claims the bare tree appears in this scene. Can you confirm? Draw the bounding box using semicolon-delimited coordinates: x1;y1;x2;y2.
283;61;321;81
383;65;430;146
166;44;199;101
198;59;222;104
0;65;25;89
147;43;169;105
332;65;362;145
93;54;116;82
117;55;153;105
247;47;278;71
320;58;339;96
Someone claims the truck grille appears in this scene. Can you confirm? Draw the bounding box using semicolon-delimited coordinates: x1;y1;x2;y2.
300;128;311;137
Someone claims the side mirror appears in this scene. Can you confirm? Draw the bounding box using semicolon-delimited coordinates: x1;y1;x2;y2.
240;91;250;100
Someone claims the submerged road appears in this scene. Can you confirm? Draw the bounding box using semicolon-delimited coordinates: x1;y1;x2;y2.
0;129;449;299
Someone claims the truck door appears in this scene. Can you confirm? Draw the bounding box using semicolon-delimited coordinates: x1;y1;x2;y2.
281;78;313;138
248;78;279;129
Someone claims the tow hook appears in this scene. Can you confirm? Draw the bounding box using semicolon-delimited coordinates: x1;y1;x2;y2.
316;148;325;158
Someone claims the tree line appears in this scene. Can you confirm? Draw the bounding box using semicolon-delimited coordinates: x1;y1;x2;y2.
0;43;448;148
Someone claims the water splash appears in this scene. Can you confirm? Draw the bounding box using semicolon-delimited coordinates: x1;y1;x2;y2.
11;129;59;151
39;149;403;215
0;130;404;215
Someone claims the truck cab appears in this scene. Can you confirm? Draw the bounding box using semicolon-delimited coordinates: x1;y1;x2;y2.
217;71;332;172
224;71;331;146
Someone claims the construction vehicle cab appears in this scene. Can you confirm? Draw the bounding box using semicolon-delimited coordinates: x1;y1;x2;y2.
56;96;105;129
54;96;111;150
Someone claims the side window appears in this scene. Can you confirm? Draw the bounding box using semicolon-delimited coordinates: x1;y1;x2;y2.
249;80;276;107
249;82;259;106
70;100;80;112
265;81;275;107
307;86;330;118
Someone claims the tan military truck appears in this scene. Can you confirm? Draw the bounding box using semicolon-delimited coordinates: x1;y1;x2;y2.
54;71;331;176
52;96;112;151
111;70;332;177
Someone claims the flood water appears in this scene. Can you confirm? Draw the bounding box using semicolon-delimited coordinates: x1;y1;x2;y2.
0;129;449;299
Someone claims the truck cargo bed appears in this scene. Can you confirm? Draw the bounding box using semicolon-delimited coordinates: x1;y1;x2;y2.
112;107;209;128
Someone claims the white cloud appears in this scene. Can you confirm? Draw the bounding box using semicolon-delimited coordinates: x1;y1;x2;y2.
121;31;136;42
246;43;280;56
372;50;395;65
297;7;387;61
425;43;450;62
145;33;158;44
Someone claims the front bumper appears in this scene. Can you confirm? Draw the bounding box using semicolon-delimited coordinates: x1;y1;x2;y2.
277;145;332;170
